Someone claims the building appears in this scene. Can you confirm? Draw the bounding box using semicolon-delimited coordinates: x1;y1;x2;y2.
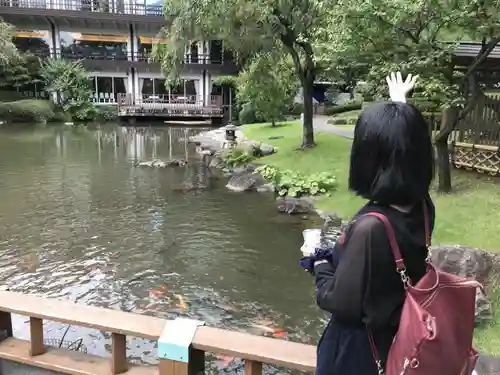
0;0;238;120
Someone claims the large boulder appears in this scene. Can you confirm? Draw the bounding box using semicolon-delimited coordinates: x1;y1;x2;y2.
276;196;315;214
429;245;500;325
474;354;500;375
226;171;267;192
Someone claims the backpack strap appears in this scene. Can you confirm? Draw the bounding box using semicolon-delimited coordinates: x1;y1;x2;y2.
364;200;432;274
364;212;406;273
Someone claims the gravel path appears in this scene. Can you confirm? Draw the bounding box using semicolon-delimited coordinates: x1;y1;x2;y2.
313;115;354;139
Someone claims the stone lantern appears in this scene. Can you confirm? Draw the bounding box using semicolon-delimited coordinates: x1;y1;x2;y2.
224;124;238;148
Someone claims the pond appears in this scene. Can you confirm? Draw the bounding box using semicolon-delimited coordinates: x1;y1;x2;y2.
0;124;327;372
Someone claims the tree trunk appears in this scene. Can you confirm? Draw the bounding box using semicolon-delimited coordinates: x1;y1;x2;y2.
302;72;315;148
434;107;458;193
435;137;452;193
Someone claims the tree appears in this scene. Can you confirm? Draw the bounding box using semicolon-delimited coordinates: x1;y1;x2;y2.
327;0;500;192
236;52;299;126
153;0;335;148
40;59;96;120
0;20;20;65
0;53;42;91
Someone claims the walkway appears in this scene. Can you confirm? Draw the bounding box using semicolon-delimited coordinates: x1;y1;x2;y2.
313;115;354;139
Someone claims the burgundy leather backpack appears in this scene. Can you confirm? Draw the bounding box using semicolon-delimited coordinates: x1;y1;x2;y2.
365;206;480;375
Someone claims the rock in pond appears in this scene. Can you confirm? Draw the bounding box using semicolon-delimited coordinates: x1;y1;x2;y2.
256;183;275;193
226;171;267;192
136;159;187;168
276;196;315;214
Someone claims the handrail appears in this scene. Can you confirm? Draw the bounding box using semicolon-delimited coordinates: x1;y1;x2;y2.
0;0;164;16
0;291;316;374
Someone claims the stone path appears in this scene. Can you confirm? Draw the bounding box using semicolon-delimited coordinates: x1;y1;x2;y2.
313;115;354;139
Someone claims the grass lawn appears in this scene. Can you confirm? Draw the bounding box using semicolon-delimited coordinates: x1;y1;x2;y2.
242;121;500;355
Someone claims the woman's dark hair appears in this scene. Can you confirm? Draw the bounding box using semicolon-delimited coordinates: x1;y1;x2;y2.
348;102;434;205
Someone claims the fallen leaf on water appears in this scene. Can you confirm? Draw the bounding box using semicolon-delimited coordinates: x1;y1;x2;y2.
215;354;235;368
174;294;188;311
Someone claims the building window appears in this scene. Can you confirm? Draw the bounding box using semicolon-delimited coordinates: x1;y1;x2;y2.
139;78;200;101
60;32;128;60
89;76;128;103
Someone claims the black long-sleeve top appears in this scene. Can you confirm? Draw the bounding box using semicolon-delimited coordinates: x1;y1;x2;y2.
314;197;435;359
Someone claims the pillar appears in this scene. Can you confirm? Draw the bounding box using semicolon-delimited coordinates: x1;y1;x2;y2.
204;72;211;105
204;41;210;63
158;318;205;375
127;24;133;61
53;23;61;58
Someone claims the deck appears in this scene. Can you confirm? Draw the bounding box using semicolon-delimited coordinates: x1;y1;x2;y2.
117;94;225;124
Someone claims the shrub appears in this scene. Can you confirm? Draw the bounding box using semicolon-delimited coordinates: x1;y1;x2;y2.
256;165;337;197
0;99;54;123
96;105;118;122
287;102;304;116
218;146;256;168
238;103;265;125
324;101;362;116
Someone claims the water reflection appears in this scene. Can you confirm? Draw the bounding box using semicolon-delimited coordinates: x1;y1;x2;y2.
0;124;324;372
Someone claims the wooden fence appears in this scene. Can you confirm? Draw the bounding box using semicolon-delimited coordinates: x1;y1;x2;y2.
0;291;316;375
425;94;500;176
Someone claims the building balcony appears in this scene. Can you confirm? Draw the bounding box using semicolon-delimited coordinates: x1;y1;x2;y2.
117;93;224;119
0;0;165;32
0;0;163;15
133;52;240;75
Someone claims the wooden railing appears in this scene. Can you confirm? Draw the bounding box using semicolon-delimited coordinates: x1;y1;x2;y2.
0;291;315;375
118;94;223;107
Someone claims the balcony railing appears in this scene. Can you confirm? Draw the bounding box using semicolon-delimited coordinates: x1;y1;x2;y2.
135;51;234;65
59;48;128;61
117;94;224;117
0;0;163;16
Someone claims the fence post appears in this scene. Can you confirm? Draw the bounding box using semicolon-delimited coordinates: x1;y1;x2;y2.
0;311;12;341
158;318;205;375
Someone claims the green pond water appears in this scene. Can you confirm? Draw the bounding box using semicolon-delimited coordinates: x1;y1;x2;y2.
0;124;326;373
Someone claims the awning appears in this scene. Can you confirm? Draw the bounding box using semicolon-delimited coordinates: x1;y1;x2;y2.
139;36;168;44
13;30;49;38
69;33;128;43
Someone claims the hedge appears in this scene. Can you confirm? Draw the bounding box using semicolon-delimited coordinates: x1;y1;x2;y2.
0;100;54;123
324;102;363;116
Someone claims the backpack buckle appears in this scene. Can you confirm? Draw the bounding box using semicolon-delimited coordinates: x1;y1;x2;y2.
399;269;411;287
376;360;384;374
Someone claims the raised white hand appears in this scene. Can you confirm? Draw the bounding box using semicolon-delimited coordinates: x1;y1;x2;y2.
385;72;419;103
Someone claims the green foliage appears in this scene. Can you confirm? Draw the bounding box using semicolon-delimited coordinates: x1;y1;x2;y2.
218;146;256;168
0;53;42;91
236;52;299;126
287;102;304;116
96;105;118;122
324;102;362;116
212;76;238;87
40;59;96;121
256;165;337;197
0;21;20;65
238;102;265;125
325;0;500;109
153;0;338;147
0;99;54;123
